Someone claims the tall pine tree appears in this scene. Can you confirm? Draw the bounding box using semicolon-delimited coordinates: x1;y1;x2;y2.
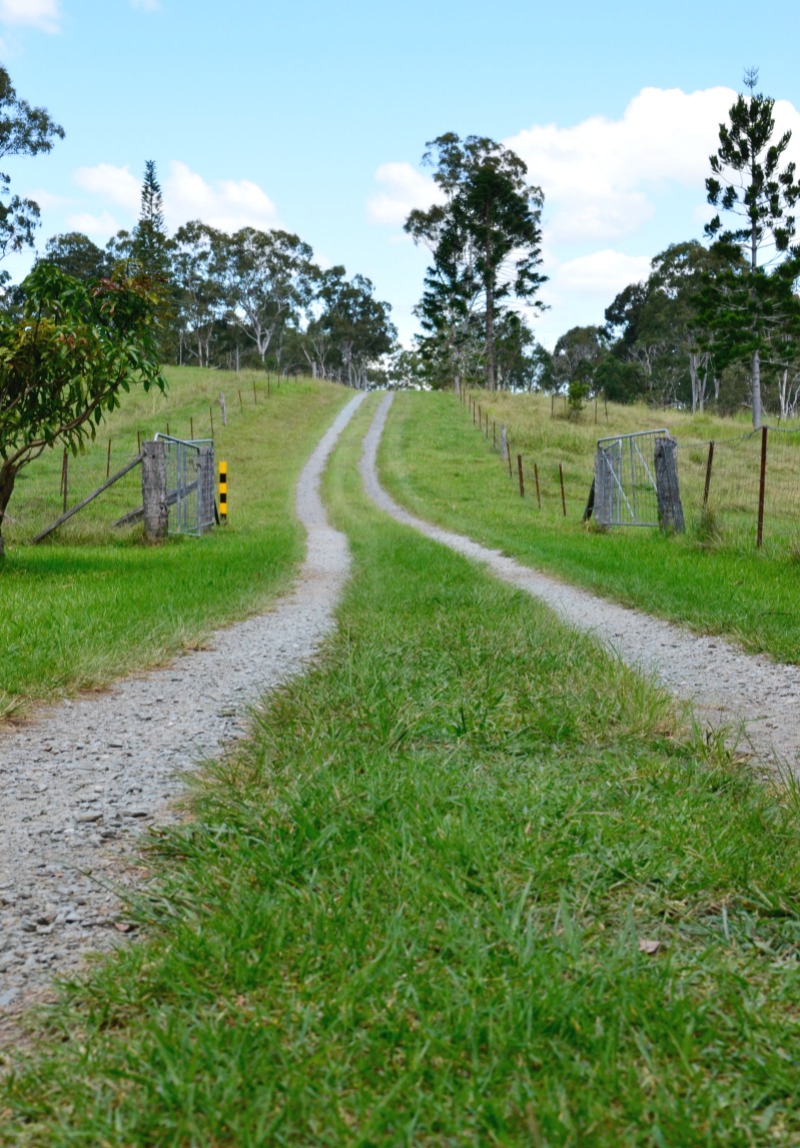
704;70;800;427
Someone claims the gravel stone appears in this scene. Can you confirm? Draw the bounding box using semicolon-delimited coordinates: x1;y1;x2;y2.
0;393;365;1017
361;393;800;773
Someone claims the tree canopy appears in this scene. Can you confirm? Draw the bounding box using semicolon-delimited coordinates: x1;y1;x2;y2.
406;133;546;391
0;64;64;275
0;263;165;555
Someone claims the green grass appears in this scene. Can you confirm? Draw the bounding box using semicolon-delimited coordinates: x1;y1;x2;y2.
5;396;800;1144
0;368;351;719
379;391;800;664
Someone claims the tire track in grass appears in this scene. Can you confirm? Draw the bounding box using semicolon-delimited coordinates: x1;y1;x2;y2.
0;392;366;1020
361;392;800;773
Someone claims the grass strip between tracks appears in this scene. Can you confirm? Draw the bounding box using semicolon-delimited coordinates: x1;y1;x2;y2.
3;397;800;1145
379;391;800;665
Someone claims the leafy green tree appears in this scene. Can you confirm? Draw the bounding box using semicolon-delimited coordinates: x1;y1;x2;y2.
406;133;546;390
220;227;315;363
494;312;545;391
39;231;110;281
553;326;608;392
0;264;165;556
0;65;64;275
704;69;800;427
172;221;227;367
313;268;397;388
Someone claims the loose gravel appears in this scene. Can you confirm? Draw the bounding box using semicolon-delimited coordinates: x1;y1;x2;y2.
0;393;366;1018
361;393;800;773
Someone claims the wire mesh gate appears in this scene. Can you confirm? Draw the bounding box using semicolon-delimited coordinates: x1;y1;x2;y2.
154;434;215;536
594;429;667;527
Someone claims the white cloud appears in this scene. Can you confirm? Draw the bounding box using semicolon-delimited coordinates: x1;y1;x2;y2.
551;249;652;297
368;162;445;226
73;163;141;211
70;160;280;236
0;0;60;32
163;161;280;232
66;211;120;239
506;87;800;246
506;87;743;244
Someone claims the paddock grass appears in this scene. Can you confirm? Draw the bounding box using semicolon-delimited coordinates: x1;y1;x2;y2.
0;368;351;720
379;391;800;664
5;396;800;1144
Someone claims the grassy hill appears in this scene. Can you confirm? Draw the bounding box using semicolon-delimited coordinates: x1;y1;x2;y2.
379;391;800;663
0;367;351;719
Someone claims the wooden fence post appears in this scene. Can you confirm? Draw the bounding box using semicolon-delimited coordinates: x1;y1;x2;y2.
594;447;613;527
517;455;525;498
141;440;168;541
220;392;228;426
559;463;567;516
534;463;541;509
654;435;685;533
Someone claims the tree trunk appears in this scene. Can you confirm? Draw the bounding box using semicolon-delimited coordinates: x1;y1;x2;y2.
0;461;18;559
751;348;763;429
485;277;496;391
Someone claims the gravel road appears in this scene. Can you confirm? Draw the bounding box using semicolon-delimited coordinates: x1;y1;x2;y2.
0;392;366;1017
361;393;800;773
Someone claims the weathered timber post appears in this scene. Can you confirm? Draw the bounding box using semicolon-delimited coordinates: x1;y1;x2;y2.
654;435;685;533
141;440;168;541
593;447;613;527
500;424;507;463
198;444;216;532
517;455;525;498
220;392;228;426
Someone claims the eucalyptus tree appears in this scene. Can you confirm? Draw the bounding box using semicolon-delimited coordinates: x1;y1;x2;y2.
0;65;64;273
704;69;800;427
220;227;315;363
406;133;546;390
313;268;397;388
172;221;227;367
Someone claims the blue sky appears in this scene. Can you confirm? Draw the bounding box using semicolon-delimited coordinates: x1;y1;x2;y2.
2;0;800;348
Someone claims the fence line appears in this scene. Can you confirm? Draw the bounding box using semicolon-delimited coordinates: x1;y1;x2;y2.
461;391;800;554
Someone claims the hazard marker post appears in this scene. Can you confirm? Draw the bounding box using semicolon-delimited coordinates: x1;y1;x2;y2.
219;460;228;523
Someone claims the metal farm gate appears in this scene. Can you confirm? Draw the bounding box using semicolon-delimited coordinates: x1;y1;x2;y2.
594;429;667;528
154;434;216;537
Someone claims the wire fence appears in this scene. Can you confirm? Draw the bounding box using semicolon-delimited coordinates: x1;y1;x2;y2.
461;390;800;555
676;426;800;553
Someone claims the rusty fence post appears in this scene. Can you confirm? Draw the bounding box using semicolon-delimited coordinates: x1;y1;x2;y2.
702;440;715;510
507;440;513;478
757;425;768;549
534;463;541;509
559;464;567;517
61;450;68;513
106;438;112;480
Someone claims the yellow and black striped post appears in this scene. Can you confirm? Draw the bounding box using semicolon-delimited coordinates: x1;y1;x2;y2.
219;460;228;523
